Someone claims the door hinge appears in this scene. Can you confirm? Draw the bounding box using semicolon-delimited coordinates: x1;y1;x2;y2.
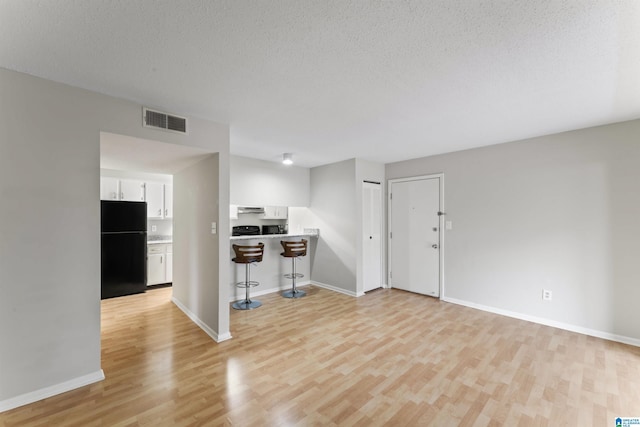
390;193;392;200
390;232;392;238
390;271;392;278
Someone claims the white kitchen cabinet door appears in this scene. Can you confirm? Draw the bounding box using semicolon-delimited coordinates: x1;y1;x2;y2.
147;253;165;286
120;179;145;202
146;182;164;218
100;177;119;200
165;252;173;283
164;184;173;218
264;206;288;219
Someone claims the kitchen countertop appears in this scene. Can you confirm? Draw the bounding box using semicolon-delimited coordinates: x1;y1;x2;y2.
148;236;172;244
230;231;318;241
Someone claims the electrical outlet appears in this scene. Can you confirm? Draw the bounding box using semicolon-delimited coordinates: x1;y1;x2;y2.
542;289;552;301
151;225;157;232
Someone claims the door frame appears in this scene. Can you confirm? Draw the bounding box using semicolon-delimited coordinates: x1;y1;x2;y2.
387;173;445;299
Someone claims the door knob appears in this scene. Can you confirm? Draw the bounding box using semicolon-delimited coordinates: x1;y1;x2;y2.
432;244;438;249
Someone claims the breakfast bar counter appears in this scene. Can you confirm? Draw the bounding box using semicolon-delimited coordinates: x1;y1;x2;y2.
229;230;318;302
230;231;318;241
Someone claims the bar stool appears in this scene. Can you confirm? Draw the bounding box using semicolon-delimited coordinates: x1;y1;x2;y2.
280;239;307;298
232;243;265;310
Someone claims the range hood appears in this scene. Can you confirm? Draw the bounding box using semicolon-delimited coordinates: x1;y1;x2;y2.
237;206;265;214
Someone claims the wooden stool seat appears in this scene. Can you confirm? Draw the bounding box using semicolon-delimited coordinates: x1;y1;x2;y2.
232;243;264;310
280;239;307;298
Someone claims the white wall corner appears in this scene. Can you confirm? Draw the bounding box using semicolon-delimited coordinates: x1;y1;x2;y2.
171;297;232;343
312;281;360;298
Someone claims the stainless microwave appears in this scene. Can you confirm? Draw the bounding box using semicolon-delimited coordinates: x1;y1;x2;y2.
262;225;284;235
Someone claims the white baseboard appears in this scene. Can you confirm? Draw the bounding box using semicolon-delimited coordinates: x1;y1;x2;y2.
171;297;232;343
228;281;311;302
442;297;640;348
311;281;360;297
0;369;105;413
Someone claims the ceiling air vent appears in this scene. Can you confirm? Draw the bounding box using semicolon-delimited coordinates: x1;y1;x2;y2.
143;107;187;134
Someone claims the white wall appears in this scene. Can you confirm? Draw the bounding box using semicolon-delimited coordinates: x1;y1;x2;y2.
308;159;358;294
287;207;315;234
0;68;229;410
230;155;310;207
386;119;640;344
99;168;173;184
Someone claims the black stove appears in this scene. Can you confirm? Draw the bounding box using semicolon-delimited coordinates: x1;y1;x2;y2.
232;225;261;236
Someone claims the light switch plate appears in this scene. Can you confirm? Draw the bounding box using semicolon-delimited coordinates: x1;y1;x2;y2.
211;222;217;234
445;221;453;230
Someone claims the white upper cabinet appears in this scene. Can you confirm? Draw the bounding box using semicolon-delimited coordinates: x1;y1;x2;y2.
263;206;288;219
100;177;144;201
164;184;173;219
119;179;145;202
146;182;164;218
100;177;119;200
145;182;172;219
100;177;172;219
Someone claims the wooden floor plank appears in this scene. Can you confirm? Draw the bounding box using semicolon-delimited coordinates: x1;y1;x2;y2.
2;286;640;426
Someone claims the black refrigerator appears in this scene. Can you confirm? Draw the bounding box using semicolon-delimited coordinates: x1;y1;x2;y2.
101;200;147;299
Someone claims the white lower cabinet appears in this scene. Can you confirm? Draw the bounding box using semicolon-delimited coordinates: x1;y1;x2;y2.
147;243;172;286
166;251;173;283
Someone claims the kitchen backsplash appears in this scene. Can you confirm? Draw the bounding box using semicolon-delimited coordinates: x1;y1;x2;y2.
148;218;172;237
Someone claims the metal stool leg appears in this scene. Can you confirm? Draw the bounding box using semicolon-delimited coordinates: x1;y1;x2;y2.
233;263;262;310
282;257;306;298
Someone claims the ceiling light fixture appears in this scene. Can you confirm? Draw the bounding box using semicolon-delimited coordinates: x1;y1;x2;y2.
282;153;293;165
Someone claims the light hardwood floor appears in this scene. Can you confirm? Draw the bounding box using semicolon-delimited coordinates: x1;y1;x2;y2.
2;286;639;426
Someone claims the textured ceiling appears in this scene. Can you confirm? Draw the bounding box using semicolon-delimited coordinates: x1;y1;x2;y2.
2;1;639;168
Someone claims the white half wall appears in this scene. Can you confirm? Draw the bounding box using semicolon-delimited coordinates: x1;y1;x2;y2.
386;119;640;342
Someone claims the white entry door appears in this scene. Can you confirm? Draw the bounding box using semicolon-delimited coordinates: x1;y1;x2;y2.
363;182;382;292
389;176;441;297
